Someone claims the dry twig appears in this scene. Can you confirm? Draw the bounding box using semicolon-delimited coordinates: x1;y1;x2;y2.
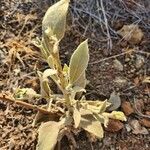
0;94;53;115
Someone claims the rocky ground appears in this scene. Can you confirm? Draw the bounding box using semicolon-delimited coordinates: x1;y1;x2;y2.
0;0;150;149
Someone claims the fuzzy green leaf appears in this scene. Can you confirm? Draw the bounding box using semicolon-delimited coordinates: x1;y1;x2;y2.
37;121;62;150
74;72;87;99
42;0;69;40
69;40;89;85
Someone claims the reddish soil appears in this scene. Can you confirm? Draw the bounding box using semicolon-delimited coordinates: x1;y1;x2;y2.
0;0;150;150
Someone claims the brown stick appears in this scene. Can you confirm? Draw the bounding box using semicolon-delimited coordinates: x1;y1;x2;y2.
0;94;52;115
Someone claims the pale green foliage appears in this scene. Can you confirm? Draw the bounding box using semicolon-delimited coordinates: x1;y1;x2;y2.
79;115;104;139
42;0;69;41
73;107;81;128
69;40;89;86
14;0;127;150
37;121;63;150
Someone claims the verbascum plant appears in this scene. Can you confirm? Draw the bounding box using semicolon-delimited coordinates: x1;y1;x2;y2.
14;0;126;149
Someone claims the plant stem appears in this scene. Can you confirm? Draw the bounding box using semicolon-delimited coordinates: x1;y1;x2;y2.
53;52;71;108
0;94;56;115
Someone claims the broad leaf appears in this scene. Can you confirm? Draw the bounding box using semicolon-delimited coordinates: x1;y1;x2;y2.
42;0;69;40
69;86;86;100
73;107;81;128
37;121;62;150
69;40;89;85
99;100;107;113
74;72;87;99
79;115;104;139
93;113;109;127
74;72;86;88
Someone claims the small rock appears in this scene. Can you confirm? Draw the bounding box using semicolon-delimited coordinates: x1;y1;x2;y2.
121;101;134;116
105;119;124;132
113;59;123;71
108;91;121;111
125;124;131;132
114;77;127;87
140;118;150;128
135;55;144;69
117;24;144;44
129;119;149;135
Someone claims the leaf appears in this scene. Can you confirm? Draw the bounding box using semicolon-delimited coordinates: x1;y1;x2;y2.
43;69;57;79
108;91;121;111
80;108;93;116
74;72;87;99
79;115;104;139
42;0;69;41
47;55;54;68
102;111;127;121
142;76;150;83
63;64;69;75
85;100;108;114
37;71;51;98
73;107;81;128
93;113;109;127
69;86;86;100
69;40;89;85
37;121;62;150
99;100;108;113
110;111;127;121
63;64;69;86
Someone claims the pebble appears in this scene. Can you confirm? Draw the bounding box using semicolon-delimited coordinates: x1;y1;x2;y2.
135;55;145;69
121;101;134;116
113;59;123;71
105;119;124;132
129;119;149;135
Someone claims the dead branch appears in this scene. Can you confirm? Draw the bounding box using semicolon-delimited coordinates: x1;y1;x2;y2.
0;94;54;115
